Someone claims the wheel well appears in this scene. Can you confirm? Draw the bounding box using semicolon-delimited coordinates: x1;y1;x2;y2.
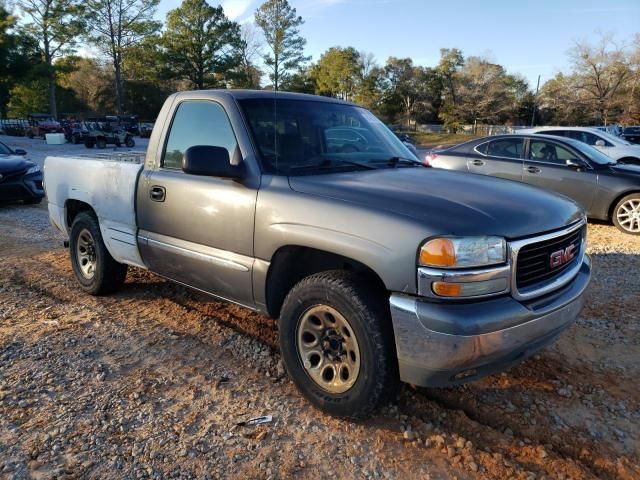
617;157;640;165
65;200;96;229
265;246;387;318
608;190;640;220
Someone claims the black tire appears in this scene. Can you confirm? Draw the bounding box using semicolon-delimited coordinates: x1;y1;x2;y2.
612;193;640;235
125;136;135;148
279;270;398;419
69;212;128;295
23;197;42;205
85;138;95;149
96;137;107;149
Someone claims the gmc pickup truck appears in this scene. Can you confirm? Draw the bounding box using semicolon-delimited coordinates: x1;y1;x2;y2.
45;90;591;418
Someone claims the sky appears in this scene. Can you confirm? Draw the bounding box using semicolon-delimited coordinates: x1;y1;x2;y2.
155;0;640;88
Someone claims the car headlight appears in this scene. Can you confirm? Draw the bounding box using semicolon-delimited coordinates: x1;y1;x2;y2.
26;165;41;175
419;236;506;269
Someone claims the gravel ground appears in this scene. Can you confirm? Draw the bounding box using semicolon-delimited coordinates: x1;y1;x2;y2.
1;173;640;478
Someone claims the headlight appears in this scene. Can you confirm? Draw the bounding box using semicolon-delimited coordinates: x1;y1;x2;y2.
419;236;506;268
26;165;41;175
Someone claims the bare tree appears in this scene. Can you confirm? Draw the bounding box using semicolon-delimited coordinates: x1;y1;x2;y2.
570;33;629;125
84;0;160;113
18;0;85;117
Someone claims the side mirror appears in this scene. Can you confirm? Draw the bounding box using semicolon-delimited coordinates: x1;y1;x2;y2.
566;159;583;170
595;139;605;147
182;145;245;179
14;149;27;156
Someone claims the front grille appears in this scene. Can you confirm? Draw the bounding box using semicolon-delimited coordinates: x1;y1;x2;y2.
516;225;584;290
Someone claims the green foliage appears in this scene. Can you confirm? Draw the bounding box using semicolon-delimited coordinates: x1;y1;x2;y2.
17;0;86;116
255;0;309;90
312;47;360;100
162;0;242;90
7;80;48;117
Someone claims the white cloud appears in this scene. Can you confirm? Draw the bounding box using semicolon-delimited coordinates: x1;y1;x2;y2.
221;0;255;20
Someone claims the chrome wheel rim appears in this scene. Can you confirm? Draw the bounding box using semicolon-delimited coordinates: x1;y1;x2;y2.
76;228;97;279
617;199;640;233
296;305;360;394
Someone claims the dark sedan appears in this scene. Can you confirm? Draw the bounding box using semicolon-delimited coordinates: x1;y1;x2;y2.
0;141;44;204
428;134;640;235
622;126;640;145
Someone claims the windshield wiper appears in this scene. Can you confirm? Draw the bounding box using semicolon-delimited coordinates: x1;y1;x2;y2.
288;158;379;172
375;156;426;168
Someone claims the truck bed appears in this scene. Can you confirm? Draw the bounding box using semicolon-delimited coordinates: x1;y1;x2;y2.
45;153;146;268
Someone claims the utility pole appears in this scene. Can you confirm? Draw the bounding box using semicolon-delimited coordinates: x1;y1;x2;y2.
530;74;541;127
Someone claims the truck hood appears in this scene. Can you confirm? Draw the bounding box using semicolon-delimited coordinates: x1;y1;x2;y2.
288;168;583;239
0;156;32;174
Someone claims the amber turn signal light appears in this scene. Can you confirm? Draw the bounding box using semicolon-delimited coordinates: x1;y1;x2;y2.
419;238;456;267
432;282;462;297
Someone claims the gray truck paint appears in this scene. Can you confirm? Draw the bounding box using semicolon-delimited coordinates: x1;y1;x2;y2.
46;90;592;388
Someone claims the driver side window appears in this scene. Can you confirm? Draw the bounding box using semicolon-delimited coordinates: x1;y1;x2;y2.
529;141;575;165
162;101;238;170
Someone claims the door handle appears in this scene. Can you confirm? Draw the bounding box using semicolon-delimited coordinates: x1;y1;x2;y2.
471;159;485;166
525;166;541;174
150;185;166;202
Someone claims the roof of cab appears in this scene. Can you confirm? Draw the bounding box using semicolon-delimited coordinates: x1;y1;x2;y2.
172;89;355;105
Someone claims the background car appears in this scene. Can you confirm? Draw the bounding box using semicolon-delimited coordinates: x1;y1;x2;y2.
621;126;640;145
427;133;640;235
594;125;622;137
519;126;640;164
0;141;44;205
139;122;154;138
25;113;63;138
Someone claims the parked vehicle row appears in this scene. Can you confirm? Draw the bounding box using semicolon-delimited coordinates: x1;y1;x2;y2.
428;133;640;234
519;126;640;165
44;90;591;419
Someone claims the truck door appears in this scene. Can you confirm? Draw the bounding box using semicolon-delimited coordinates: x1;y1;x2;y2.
136;99;258;306
522;138;597;212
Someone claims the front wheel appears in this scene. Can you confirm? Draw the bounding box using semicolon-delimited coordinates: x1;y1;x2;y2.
279;270;398;419
96;137;107;149
69;212;128;294
125;136;135;148
613;193;640;235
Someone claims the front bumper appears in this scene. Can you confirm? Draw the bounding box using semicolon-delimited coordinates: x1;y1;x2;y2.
390;255;591;387
0;172;44;202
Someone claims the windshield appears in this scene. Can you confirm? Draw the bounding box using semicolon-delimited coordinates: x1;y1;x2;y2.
593;129;630;146
238;98;419;175
573;140;616;165
0;142;12;155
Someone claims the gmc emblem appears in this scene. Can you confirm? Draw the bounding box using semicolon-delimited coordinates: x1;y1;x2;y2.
550;244;577;269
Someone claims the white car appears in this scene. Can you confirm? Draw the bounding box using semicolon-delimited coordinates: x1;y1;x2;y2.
518;126;640;164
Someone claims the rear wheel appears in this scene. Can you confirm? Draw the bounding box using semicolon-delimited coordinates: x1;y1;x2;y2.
69;212;128;295
613;193;640;235
279;270;398;419
96;137;107;149
125;136;135;148
84;138;95;149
